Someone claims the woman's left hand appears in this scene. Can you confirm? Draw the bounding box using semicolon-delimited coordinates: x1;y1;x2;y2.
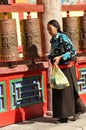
53;56;62;65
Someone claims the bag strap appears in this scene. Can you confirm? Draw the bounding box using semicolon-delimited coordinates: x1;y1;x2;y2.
53;63;59;69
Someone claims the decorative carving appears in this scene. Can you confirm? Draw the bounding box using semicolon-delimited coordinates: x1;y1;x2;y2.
23;18;42;59
0;19;19;61
63;17;81;52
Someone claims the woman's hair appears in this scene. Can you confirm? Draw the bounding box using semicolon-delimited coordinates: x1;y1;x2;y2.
47;20;62;33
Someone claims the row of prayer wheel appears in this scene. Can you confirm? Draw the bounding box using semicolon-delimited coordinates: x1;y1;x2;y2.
0;18;41;61
0;16;86;61
62;16;86;52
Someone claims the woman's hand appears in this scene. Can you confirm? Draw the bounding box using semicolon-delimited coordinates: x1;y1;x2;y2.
53;56;62;65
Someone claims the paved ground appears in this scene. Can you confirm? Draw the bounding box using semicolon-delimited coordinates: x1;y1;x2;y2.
1;113;86;130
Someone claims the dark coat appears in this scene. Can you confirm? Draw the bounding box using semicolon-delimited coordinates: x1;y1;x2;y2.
52;65;85;118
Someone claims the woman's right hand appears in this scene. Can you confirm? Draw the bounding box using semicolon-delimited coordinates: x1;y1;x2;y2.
53;56;62;65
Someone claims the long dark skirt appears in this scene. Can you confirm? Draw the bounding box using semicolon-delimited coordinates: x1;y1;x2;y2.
52;65;85;118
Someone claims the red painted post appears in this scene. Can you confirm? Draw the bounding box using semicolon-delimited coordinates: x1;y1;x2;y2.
10;0;15;4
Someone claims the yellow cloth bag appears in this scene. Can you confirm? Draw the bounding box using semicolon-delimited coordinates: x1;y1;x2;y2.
50;64;70;89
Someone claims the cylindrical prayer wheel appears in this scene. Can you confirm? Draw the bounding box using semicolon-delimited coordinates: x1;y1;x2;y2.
0;19;19;61
23;18;42;59
79;16;86;50
63;17;81;52
0;37;1;59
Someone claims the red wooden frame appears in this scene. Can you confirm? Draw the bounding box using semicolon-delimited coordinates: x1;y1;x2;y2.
0;69;48;127
77;63;86;104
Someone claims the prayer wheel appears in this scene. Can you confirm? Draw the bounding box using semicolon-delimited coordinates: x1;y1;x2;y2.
63;17;81;52
0;19;19;61
0;0;9;4
79;16;86;50
23;18;42;59
0;37;1;59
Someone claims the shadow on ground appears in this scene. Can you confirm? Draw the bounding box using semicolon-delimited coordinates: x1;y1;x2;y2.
18;116;57;125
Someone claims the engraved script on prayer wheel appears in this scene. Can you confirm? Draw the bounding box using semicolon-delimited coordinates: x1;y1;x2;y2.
63;17;81;52
23;18;42;59
0;19;19;61
79;16;86;50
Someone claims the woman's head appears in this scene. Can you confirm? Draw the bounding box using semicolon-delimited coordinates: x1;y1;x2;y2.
47;20;62;37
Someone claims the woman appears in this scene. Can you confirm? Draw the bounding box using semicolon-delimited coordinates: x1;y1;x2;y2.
47;20;86;123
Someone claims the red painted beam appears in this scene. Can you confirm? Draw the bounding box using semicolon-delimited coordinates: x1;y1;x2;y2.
62;4;86;11
0;62;49;75
76;56;86;64
0;4;44;12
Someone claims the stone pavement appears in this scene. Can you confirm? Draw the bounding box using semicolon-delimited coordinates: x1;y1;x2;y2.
1;113;86;130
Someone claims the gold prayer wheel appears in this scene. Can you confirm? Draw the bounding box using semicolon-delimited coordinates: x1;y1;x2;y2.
23;18;42;59
0;19;19;61
63;17;81;52
79;16;86;50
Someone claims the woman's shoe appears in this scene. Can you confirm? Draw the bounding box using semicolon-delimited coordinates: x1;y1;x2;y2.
57;118;68;123
69;114;80;121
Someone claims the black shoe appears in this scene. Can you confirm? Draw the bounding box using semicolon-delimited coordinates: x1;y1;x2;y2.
57;118;68;123
69;114;80;121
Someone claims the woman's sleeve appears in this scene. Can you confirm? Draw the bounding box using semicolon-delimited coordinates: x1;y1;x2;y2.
61;35;76;61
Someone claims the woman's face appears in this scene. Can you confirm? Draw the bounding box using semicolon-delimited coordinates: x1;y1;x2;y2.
47;24;57;37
